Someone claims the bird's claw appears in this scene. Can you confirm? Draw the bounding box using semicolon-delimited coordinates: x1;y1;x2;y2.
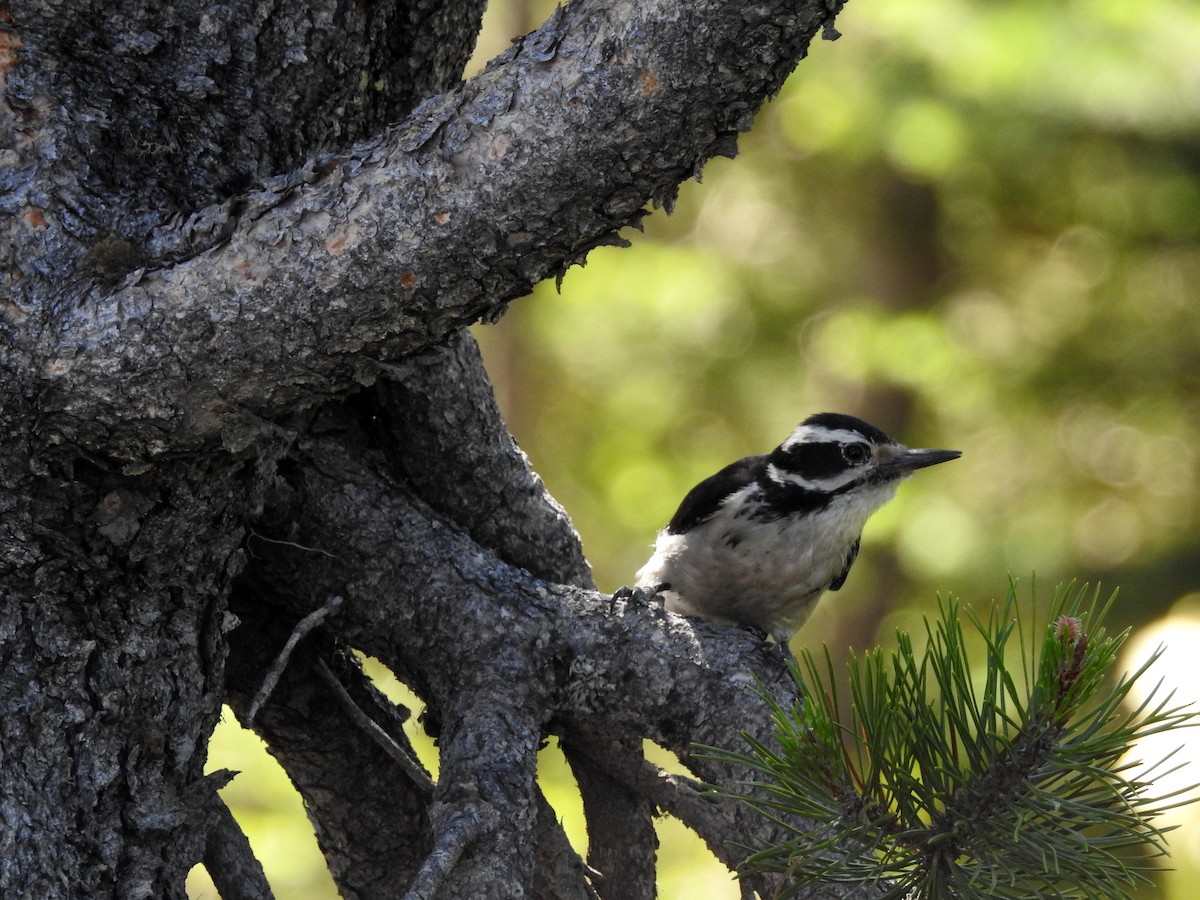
739;623;771;642
611;583;670;607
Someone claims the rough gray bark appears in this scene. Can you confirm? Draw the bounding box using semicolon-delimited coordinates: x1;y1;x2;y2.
378;334;656;898
0;1;864;897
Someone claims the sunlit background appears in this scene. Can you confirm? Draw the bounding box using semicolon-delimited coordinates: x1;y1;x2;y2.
190;0;1200;896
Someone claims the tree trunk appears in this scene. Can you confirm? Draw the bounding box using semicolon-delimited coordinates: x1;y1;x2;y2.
1;1;861;896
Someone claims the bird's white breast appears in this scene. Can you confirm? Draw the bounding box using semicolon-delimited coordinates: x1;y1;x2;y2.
636;480;899;640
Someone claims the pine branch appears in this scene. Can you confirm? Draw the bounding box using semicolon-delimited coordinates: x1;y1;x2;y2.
702;582;1199;899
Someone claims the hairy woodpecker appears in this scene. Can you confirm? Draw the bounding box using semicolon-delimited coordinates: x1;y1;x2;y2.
633;413;960;645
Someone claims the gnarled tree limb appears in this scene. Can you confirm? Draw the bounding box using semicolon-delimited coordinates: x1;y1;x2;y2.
21;0;844;459
237;415;829;896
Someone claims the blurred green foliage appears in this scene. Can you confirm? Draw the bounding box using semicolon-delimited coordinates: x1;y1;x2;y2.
198;1;1200;897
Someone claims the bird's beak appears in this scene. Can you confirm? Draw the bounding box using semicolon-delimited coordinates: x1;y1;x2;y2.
883;447;962;475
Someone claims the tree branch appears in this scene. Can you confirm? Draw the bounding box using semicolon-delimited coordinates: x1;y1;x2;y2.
224;601;436;898
403;800;498;900
238;419;833;891
372;328;593;589
203;794;275;900
561;732;658;900
225;589;599;899
371;329;660;894
421;698;544;897
311;657;434;797
245;595;344;726
229;329;623;897
31;0;844;459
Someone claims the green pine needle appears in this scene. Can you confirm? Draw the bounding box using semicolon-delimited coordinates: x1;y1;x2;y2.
701;582;1198;899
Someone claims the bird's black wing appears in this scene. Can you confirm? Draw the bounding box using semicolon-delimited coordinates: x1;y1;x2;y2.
666;455;767;534
828;536;860;591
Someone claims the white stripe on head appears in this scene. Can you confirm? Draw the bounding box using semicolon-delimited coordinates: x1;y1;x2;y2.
766;462;860;493
780;424;874;452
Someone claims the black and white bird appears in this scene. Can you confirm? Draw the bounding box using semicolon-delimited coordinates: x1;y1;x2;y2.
633;413;960;646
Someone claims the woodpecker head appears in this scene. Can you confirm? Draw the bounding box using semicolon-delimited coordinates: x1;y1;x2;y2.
762;412;960;513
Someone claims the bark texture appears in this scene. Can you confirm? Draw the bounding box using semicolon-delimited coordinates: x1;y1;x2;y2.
0;1;862;897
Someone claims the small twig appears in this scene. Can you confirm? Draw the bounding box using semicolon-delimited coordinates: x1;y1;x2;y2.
313;656;435;797
246;529;337;558
245;595;343;726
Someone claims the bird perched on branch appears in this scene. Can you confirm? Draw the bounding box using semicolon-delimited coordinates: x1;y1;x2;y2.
628;413;960;646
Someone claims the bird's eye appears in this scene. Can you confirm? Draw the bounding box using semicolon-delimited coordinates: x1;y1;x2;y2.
843;443;870;465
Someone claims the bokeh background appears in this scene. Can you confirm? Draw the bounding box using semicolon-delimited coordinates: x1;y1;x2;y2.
190;0;1200;896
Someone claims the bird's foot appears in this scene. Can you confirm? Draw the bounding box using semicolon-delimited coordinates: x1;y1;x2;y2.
610;583;670;608
771;635;799;682
739;623;771;643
